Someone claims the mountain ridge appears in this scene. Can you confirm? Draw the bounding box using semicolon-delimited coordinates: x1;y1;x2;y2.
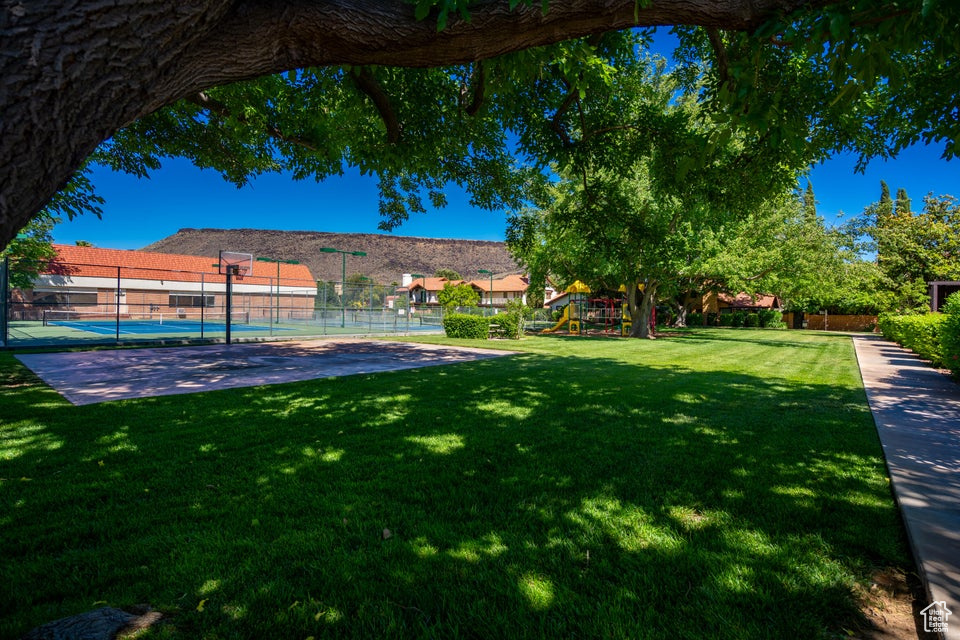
142;228;522;284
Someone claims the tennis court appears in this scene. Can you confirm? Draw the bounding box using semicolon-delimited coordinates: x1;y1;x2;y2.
45;317;280;336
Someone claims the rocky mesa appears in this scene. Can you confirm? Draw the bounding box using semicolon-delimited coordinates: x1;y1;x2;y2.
143;228;521;284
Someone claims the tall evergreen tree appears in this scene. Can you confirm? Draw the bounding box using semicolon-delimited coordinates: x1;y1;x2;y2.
802;182;817;220
878;181;894;223
895;188;912;217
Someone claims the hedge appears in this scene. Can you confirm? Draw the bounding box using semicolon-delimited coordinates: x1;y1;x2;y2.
494;308;525;339
940;292;960;377
878;313;945;368
442;313;490;339
758;309;782;328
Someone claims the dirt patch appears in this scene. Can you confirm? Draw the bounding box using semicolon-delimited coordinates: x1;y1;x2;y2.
852;568;937;640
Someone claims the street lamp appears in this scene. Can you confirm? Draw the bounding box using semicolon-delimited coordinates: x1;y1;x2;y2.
320;247;367;327
478;269;494;307
256;256;300;323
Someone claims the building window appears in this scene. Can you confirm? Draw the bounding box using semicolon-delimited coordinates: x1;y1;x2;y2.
32;291;98;305
169;294;215;308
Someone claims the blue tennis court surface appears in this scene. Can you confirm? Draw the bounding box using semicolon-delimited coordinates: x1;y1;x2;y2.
48;319;286;335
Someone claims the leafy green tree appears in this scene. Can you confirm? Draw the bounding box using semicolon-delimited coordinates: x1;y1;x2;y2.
844;190;960;313
437;281;480;310
4;2;960;249
434;268;463;280
508;50;816;338
696;190;856;315
1;214;60;290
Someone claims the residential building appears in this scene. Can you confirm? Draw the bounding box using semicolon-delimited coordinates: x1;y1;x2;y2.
9;244;316;322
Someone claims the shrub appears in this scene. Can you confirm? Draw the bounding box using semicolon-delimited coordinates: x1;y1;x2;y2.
717;313;733;327
744;312;760;328
442;313;490;339
941;292;960;377
731;311;747;328
758;309;782;328
687;312;704;326
437;282;480;310
495;300;527;339
878;312;945;367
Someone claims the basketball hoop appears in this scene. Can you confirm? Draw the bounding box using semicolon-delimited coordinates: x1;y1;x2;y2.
218;251;253;280
217;250;253;346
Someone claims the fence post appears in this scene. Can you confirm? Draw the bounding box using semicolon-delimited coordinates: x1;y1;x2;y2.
269;275;274;336
1;257;8;347
201;272;206;339
115;266;121;342
225;268;233;344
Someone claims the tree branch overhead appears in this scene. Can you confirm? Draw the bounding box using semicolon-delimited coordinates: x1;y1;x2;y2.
0;0;880;248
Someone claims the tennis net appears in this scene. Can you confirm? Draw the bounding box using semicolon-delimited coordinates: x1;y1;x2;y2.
43;309;250;326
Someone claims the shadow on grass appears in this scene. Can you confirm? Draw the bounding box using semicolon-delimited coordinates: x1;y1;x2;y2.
0;343;909;639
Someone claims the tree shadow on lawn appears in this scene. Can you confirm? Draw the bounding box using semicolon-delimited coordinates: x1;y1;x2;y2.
662;328;855;350
0;350;911;639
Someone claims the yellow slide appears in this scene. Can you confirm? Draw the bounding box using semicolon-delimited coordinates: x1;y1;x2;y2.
541;306;571;333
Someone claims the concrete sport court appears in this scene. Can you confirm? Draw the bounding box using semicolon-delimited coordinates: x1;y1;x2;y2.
16;339;516;406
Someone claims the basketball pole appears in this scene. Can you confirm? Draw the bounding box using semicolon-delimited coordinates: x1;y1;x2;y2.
226;266;233;345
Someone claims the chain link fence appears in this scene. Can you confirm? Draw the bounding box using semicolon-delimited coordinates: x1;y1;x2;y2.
2;260;445;347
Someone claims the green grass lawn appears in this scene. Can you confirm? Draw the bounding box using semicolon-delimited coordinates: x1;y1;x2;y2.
0;329;910;639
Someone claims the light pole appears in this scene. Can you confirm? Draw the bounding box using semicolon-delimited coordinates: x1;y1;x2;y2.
255;256;300;323
478;269;494;308
320;247;367;328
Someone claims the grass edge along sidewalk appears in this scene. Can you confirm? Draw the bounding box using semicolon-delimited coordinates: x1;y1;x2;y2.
1;330;916;639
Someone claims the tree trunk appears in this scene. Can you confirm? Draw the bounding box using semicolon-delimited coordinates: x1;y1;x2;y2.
0;0;822;249
628;282;658;339
20;606;162;640
673;304;688;328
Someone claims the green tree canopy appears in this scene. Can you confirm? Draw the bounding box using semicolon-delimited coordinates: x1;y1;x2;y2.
507;49;820;337
3;2;960;248
844;188;960;313
434;268;463;280
437;281;480;310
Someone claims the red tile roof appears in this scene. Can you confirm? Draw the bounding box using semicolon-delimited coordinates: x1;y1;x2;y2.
407;277;456;292
45;245;315;285
718;292;780;309
468;274;529;293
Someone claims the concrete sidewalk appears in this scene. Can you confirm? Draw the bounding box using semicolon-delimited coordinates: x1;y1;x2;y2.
853;335;960;639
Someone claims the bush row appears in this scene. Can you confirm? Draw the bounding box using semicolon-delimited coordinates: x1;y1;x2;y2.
694;309;785;329
442;307;526;340
442;314;491;339
879;292;960;376
877;313;945;367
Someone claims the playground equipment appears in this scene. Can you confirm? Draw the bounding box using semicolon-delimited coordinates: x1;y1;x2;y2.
541;305;571;333
543;281;627;335
542;280;655;336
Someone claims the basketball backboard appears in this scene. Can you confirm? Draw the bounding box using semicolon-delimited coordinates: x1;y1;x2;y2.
217;251;253;278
